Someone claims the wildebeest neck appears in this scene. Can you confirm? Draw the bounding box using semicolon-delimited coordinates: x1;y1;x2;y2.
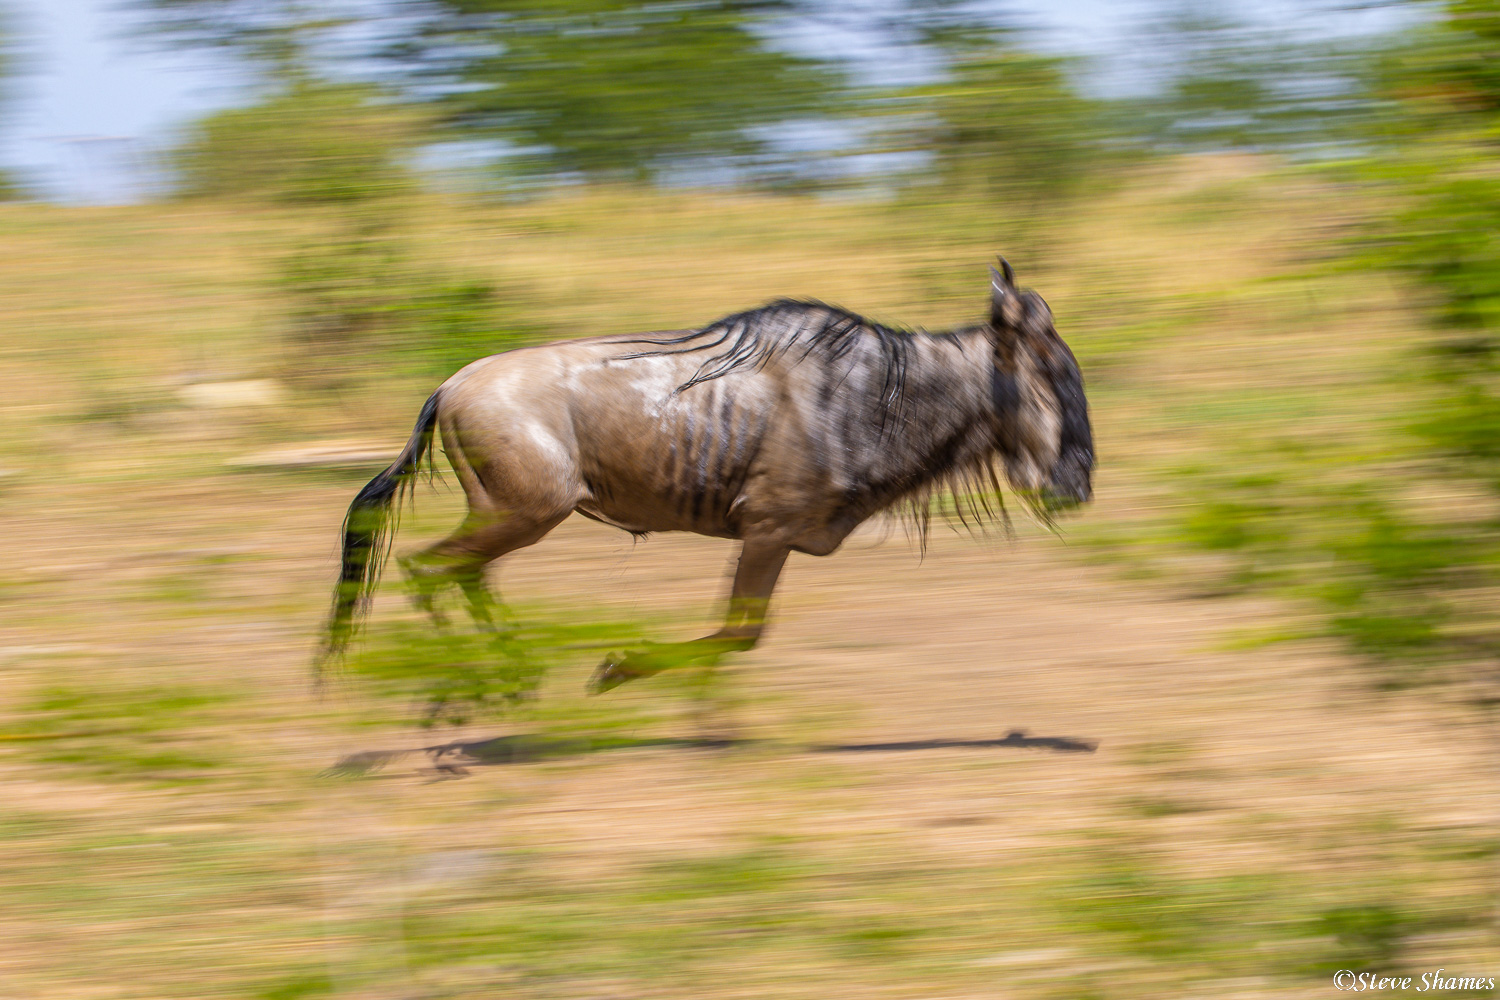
812;328;1002;524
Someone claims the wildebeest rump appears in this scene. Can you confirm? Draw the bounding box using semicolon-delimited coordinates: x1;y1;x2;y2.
319;259;1093;692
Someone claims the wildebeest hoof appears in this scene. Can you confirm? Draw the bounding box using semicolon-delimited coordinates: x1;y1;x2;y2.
588;653;639;695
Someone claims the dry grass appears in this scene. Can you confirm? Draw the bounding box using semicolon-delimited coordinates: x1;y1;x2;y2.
1;157;1495;999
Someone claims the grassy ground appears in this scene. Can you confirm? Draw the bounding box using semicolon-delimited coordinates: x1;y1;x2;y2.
1;156;1496;999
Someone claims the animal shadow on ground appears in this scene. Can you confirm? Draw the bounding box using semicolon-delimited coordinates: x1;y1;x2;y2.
324;730;1098;781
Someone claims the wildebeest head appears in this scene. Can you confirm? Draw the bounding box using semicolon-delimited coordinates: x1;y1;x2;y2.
986;258;1094;511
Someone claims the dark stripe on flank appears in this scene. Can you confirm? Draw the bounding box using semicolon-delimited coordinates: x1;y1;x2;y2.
691;385;717;524
662;437;678;497
721;411;768;532
677;408;698;517
710;392;738;520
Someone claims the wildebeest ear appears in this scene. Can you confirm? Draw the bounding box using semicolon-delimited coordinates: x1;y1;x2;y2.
990;260;1023;331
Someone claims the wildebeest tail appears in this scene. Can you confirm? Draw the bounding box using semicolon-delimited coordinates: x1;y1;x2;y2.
316;389;442;675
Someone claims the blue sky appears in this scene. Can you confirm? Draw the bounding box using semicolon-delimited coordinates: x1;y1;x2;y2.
3;0;245;200
2;0;1411;203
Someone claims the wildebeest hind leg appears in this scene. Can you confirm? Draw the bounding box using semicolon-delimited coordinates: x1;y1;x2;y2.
399;510;567;628
589;539;790;694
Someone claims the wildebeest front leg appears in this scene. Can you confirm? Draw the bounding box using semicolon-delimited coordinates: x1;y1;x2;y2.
588;540;790;695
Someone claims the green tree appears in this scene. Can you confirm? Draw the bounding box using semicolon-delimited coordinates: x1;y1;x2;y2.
853;0;1122;220
131;0;843;183
892;43;1105;213
126;0;353;66
407;0;840;180
1362;0;1500;332
0;4;25;199
1136;7;1358;152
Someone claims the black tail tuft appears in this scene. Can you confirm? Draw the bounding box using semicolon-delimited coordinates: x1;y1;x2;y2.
316;390;442;679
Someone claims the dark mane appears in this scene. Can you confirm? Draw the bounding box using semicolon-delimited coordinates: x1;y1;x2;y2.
615;299;919;405
616;299;1020;542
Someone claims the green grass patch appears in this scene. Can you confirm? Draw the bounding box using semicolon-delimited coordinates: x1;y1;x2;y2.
5;679;235;780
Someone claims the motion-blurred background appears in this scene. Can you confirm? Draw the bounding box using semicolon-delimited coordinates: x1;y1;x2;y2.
2;1;1499;997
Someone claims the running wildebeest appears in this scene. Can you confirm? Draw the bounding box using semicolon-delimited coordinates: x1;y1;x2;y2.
319;259;1092;693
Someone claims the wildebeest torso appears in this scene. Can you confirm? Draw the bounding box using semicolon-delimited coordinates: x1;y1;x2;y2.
439;303;1001;556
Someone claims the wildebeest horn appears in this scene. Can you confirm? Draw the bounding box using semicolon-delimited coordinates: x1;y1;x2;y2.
995;256;1015;288
990;257;1022;329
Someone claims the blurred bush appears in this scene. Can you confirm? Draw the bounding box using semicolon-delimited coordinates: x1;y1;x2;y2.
274;215;535;385
166;71;540;384
348;611;653;729
170;79;427;204
1311;0;1500;687
349;622;547;728
1115;0;1500;698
